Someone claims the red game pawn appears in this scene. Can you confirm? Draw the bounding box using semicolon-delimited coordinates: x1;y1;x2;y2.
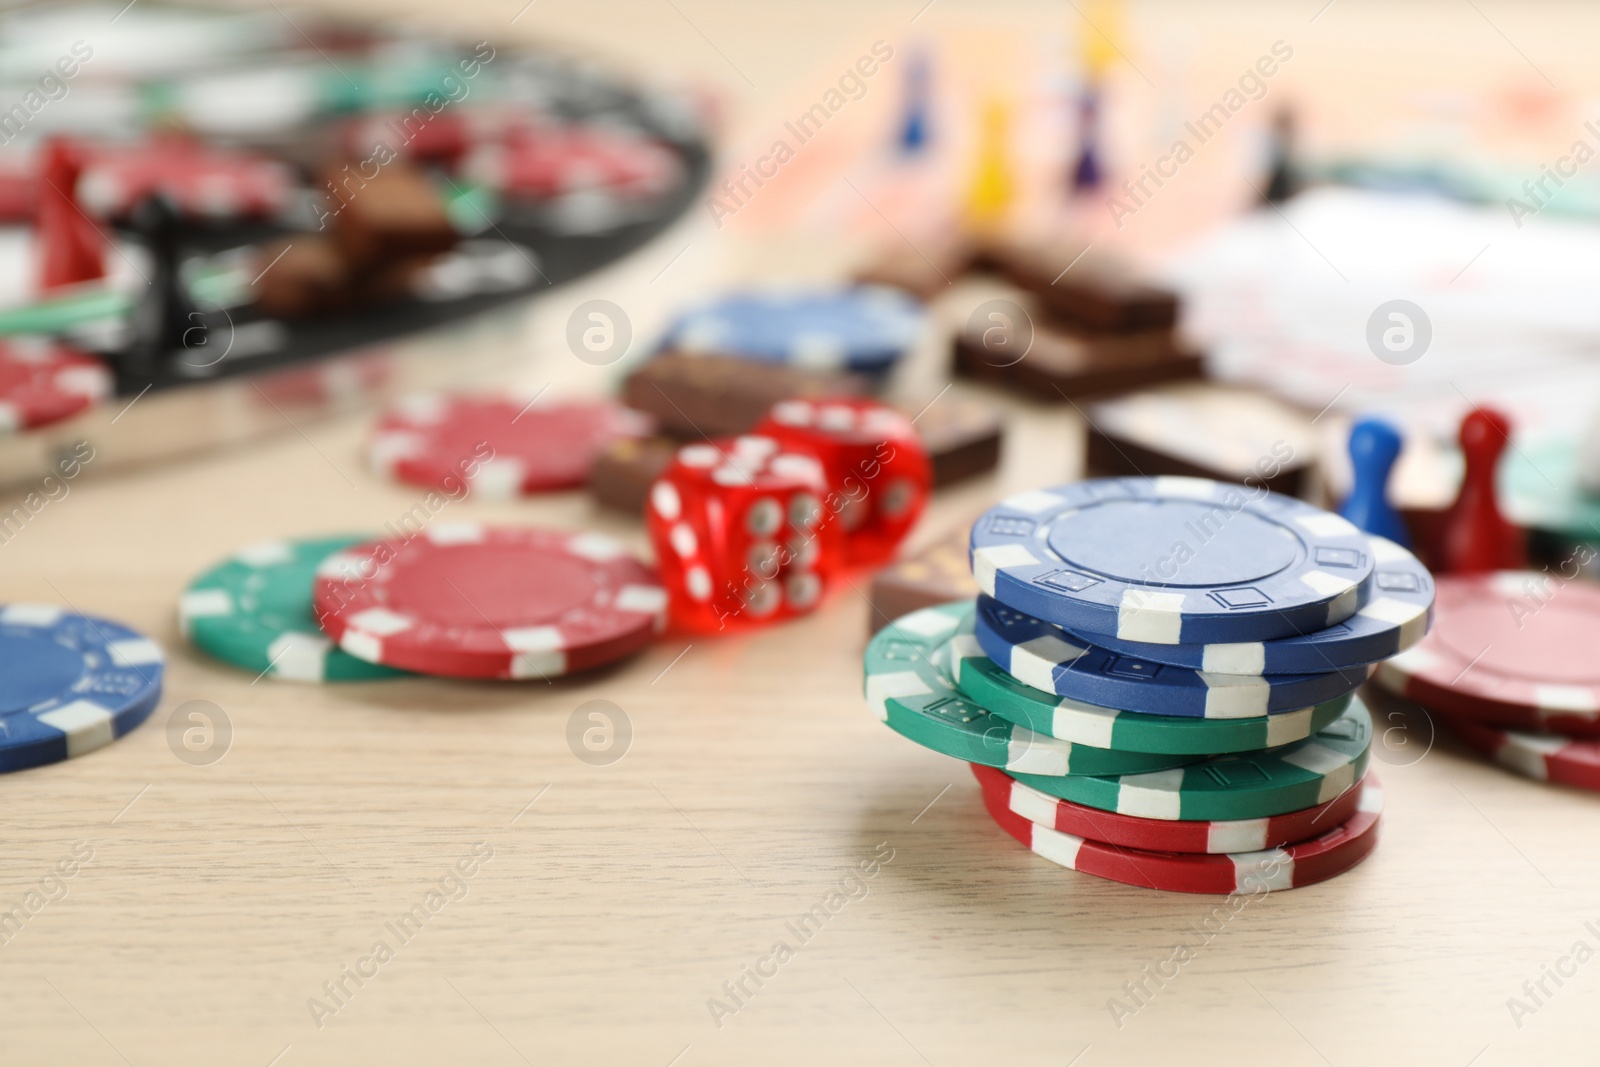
1439;406;1527;574
755;397;931;567
646;435;843;632
36;138;105;292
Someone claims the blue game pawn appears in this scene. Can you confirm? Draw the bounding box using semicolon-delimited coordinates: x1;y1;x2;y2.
1340;416;1411;547
1071;86;1104;192
898;51;930;154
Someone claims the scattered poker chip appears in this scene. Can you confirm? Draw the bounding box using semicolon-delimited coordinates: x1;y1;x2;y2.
0;337;112;433
970;477;1374;646
1068;535;1434;675
78;140;292;220
970;763;1369;854
946;601;1353;755
369;395;652;497
179;535;406;682
1005;696;1373;821
662;286;925;373
1444;718;1600;792
1373;572;1600;738
312;524;666;679
465;123;683;202
0;604;164;772
864;604;1195;777
1500;436;1600;542
979;770;1383;894
972;595;1370;716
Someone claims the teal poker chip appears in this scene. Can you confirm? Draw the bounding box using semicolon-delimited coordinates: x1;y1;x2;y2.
179;535;407;682
945;599;1354;755
1007;697;1374;821
1500;435;1600;542
863;603;1194;776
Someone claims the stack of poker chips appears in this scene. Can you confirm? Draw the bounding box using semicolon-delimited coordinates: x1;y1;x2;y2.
1373;571;1600;793
863;476;1436;894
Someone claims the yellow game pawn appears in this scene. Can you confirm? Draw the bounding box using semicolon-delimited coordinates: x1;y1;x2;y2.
1080;0;1124;80
964;99;1014;233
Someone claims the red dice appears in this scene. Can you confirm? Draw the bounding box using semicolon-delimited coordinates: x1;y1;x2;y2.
755;397;930;567
646;435;842;632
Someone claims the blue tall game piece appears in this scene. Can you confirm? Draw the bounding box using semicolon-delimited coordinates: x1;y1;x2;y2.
1340;416;1411;547
898;51;930;154
1071;85;1104;192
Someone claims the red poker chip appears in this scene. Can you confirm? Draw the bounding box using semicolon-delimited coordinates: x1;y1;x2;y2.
978;772;1383;894
0;162;32;221
1373;572;1600;738
466;124;680;201
77;139;291;220
369;395;652;497
969;763;1367;855
341;112;473;166
0;338;111;432
1444;717;1600;792
312;524;666;679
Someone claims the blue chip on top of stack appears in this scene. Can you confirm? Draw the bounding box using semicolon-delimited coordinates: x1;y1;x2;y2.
660;284;924;374
861;475;1437;894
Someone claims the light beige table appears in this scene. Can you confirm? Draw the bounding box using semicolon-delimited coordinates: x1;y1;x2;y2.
5;2;1600;1064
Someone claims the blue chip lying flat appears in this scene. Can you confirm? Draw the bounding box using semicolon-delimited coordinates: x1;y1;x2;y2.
0;604;164;772
973;595;1371;717
662;285;924;372
970;477;1375;646
1063;535;1434;674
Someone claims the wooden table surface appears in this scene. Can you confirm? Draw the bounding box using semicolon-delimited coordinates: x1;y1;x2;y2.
7;1;1600;1064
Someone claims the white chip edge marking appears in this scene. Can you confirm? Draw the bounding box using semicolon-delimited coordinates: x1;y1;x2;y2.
1114;767;1187;819
1265;705;1315;746
973;544;1037;598
1117;590;1185;644
865;671;932;722
1198;672;1272;718
1051;698;1119;748
37;700;115;757
1209;818;1270;853
1009;634;1085;693
268;631;333;682
1201;641;1266;675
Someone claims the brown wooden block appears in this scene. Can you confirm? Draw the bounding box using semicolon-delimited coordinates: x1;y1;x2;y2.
853;239;973;301
323;161;457;267
953;317;1203;401
587;434;679;514
251;235;352;318
867;525;978;635
622;351;871;439
909;396;1002;486
978;238;1178;333
1083;383;1316;498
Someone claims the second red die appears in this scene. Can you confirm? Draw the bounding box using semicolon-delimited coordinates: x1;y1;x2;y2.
756;397;931;567
646;435;843;632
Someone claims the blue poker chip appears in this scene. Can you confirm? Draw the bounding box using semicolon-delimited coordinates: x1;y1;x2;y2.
661;285;925;372
973;595;1371;717
970;478;1376;646
0;604;164;773
1062;535;1435;674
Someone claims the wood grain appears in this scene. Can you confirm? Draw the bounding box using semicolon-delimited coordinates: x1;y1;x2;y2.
3;1;1598;1064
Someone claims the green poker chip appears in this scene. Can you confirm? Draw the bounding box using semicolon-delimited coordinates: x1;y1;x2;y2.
1007;696;1373;822
1500;435;1600;542
179;535;407;683
863;603;1194;777
948;602;1354;755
